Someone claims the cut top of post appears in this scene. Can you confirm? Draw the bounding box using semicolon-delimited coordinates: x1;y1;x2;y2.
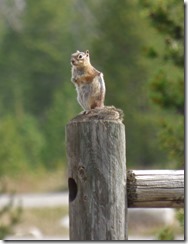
69;106;124;123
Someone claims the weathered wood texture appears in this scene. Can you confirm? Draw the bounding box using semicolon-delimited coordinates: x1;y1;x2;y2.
66;108;127;240
127;170;184;208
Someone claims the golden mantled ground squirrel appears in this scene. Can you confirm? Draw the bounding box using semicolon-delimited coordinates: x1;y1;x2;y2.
71;50;106;111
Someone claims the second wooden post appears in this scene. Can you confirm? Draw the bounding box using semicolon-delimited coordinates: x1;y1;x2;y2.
66;108;127;240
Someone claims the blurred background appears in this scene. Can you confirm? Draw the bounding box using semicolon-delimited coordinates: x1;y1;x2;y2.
0;0;184;240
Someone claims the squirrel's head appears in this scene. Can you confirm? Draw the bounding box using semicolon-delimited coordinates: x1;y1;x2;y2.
71;50;90;67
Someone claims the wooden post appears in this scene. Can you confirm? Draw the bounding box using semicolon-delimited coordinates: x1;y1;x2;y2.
66;107;127;240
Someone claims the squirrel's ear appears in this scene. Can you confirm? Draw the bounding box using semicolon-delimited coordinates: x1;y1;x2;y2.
86;50;89;56
76;50;80;53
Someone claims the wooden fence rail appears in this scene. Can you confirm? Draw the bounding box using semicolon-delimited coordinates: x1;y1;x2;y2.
127;170;184;208
66;108;184;241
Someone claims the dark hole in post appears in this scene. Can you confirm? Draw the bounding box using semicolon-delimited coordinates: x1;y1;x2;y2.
68;178;77;202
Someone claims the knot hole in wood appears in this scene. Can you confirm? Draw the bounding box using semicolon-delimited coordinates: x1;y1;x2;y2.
68;177;77;202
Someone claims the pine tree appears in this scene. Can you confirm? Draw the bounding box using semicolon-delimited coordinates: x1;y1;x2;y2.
139;0;184;240
139;0;184;168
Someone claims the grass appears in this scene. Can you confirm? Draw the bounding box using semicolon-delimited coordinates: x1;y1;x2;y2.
10;207;183;240
12;206;69;239
1;165;69;239
1;165;68;193
1;165;184;240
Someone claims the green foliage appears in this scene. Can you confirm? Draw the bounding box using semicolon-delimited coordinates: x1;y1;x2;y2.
176;209;184;228
0;198;22;239
150;71;184;114
0;181;22;239
21;0;74;116
159;116;184;166
139;0;184;167
17;115;45;168
42;84;79;168
155;209;184;240
0;116;27;176
156;226;175;240
0;0;96;171
0;114;45;175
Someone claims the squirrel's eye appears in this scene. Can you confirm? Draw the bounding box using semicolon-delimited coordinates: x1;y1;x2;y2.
78;54;83;59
